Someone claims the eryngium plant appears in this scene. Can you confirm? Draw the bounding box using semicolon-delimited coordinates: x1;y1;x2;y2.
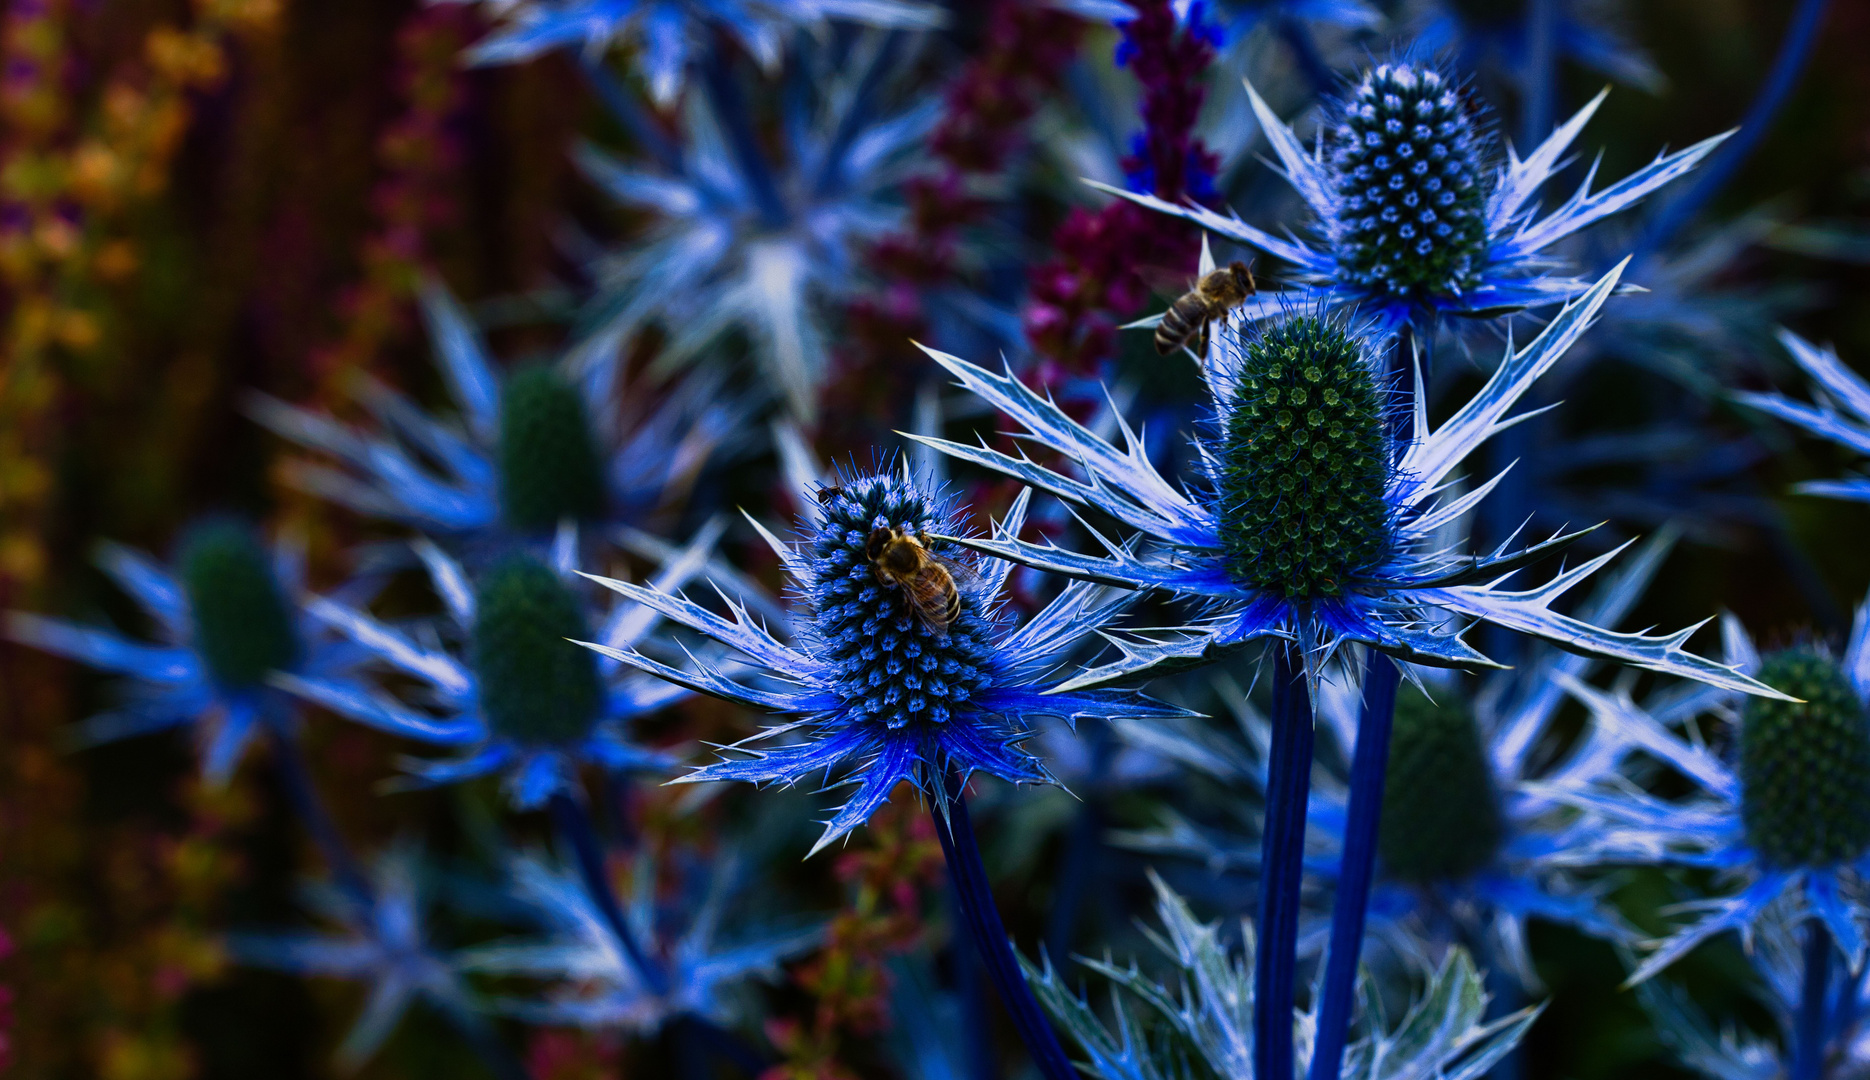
913;262;1777;700
575;468;1187;853
1101;62;1728;329
1022;870;1540;1080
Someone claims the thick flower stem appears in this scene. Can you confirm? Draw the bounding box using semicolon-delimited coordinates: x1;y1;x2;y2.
1307;653;1400;1080
1794;919;1831;1080
1639;0;1830;254
1520;0;1557;151
930;775;1078;1080
547;791;672;997
1256;645;1315;1080
266;713;530;1080
262;711;375;911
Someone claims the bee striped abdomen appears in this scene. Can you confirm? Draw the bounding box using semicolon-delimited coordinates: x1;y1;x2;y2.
1155;297;1208;354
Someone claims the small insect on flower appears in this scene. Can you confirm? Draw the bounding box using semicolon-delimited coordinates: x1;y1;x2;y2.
575;465;1189;854
1155;259;1257;355
912;262;1786;702
865;526;973;636
1099;61;1731;330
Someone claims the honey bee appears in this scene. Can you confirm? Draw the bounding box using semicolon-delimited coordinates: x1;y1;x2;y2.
815;485;844;505
1154;260;1256;355
865;526;971;635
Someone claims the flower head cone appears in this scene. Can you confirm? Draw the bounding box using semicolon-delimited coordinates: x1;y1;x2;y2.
272;535;711;809
1736;328;1870;504
248;281;743;544
3;519;358;782
912;261;1782;703
1096;61;1730;330
576;465;1191;855
1543;594;1870;986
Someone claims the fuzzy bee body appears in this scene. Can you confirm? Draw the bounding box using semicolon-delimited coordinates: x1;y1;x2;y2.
1154;260;1257;355
865;526;967;634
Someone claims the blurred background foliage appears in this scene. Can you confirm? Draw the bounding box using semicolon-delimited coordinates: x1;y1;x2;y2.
0;0;1867;1077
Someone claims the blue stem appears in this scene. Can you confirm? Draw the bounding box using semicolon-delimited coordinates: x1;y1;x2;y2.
930;776;1077;1080
1255;645;1315;1080
951;883;1001;1080
547;791;672;997
1307;653;1400;1080
577;55;686;175
1044;723;1114;959
1275;16;1335;98
1520;0;1557;150
1639;0;1831;255
261;710;375;912
1793;919;1831;1080
265;712;530;1080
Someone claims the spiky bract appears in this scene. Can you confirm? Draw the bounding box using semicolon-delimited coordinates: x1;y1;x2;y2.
1379;685;1504;882
1216;316;1392;598
811;479;993;730
1740;648;1870;869
1330;64;1489;299
473;555;603;745
498;367;606;531
179;519;303;690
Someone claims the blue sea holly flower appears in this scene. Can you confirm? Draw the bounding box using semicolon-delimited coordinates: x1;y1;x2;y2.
1097;63;1729;330
459;0;944;105
1115;537;1676;989
575;468;1190;854
1022;869;1540;1080
1736;329;1870;505
3;520;357;782
571;32;941;420
1546;597;1870;985
457;850;820;1032
273;536;713;809
911;263;1778;700
248;282;741;543
230;844;484;1069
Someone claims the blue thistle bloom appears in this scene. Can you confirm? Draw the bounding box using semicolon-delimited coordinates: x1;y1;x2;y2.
3;522;359;782
457;849;821;1032
1022;869;1541;1080
1119;538;1676;990
274;536;709;809
229;843;490;1070
248;281;742;543
1736;329;1870;505
459;0;944;104
571;32;941;420
1097;64;1730;330
576;468;1190;855
910;262;1779;700
1546;598;1870;986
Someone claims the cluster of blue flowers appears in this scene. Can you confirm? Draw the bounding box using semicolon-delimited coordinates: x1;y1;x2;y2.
11;0;1867;1076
